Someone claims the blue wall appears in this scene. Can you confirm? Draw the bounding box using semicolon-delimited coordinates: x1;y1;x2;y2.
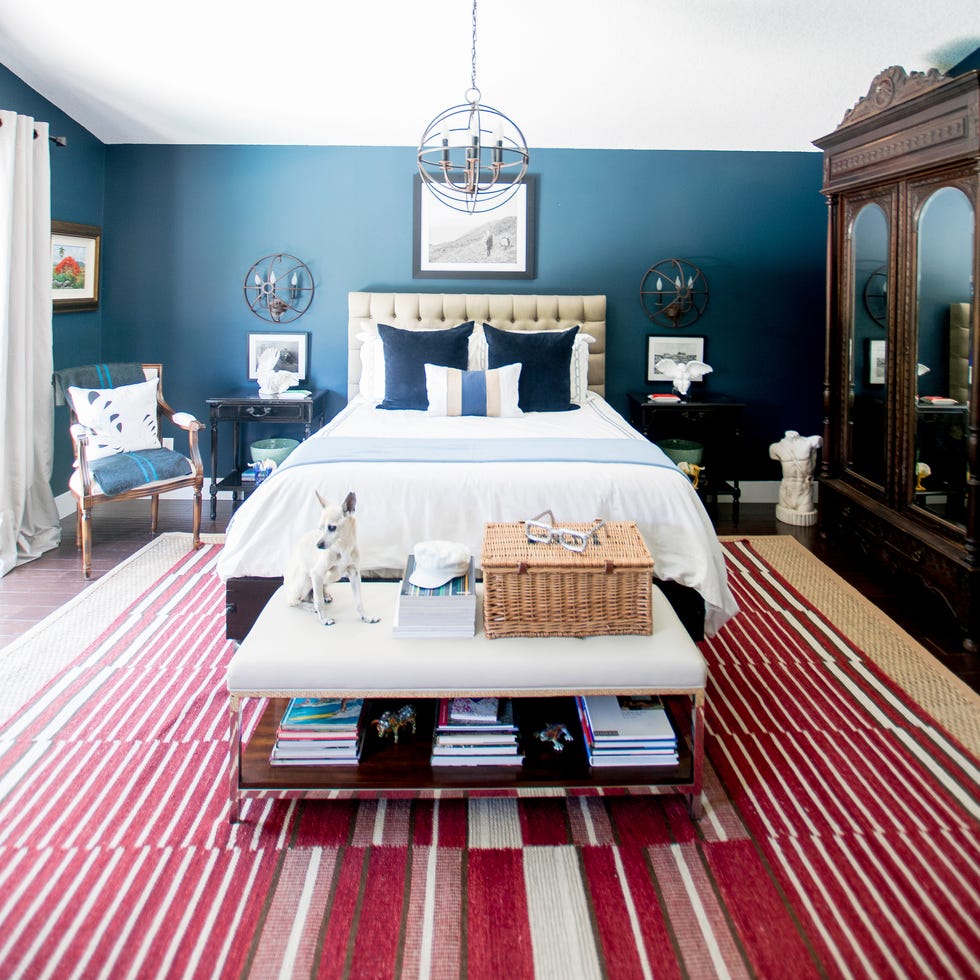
2;62;828;488
103;144;827;479
0;64;107;485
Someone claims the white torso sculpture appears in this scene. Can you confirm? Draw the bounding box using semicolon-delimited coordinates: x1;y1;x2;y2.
770;430;823;526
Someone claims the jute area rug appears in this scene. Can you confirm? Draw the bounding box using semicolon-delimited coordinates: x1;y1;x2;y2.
4;533;974;752
0;533;976;979
0;533;225;726
719;535;980;758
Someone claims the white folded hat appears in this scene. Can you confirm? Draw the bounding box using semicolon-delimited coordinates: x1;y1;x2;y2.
409;540;471;589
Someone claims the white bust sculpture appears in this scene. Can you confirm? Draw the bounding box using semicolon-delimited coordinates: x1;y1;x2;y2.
769;430;823;526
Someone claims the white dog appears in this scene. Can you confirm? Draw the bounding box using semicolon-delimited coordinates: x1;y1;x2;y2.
283;490;378;625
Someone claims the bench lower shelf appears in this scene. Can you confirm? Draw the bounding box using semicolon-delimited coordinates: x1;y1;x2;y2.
232;695;702;816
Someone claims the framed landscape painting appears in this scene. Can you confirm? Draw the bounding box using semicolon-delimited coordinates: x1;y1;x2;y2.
413;174;537;279
51;220;101;312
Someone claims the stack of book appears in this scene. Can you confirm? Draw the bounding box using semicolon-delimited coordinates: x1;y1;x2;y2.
431;697;523;766
270;697;365;766
240;462;274;486
392;555;477;638
576;695;679;767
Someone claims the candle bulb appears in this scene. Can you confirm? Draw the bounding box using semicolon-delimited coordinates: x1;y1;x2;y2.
440;122;450;164
493;121;503;164
466;111;478;162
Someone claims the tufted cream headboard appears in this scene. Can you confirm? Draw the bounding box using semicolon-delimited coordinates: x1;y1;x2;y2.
348;292;606;402
949;303;971;405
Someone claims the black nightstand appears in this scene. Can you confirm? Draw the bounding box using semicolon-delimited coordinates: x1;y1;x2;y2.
205;389;329;519
627;393;743;524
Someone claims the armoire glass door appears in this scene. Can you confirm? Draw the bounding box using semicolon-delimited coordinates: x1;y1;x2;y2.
912;183;975;527
846;200;890;488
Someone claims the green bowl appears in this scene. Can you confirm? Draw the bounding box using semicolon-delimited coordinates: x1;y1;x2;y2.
249;438;299;467
657;438;704;465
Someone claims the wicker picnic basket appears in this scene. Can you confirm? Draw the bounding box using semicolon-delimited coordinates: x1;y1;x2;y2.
480;520;654;639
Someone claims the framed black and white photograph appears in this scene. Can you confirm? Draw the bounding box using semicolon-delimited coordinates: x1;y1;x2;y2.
247;331;309;381
413;174;537;279
647;336;705;383
51;220;101;312
868;339;886;384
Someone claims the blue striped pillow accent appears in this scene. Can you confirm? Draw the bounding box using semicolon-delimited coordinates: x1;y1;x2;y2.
424;363;523;417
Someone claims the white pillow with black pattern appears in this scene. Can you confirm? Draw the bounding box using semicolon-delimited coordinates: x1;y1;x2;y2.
67;378;161;462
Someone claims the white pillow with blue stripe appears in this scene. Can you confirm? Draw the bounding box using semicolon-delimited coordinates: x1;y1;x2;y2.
424;362;523;417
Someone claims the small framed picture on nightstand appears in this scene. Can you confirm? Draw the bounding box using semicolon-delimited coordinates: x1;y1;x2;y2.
247;331;309;382
647;336;705;383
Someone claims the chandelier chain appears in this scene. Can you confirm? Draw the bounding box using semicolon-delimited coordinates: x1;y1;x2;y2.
471;0;478;91
416;0;528;214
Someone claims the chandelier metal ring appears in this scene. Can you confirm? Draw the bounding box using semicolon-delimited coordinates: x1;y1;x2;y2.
417;0;529;214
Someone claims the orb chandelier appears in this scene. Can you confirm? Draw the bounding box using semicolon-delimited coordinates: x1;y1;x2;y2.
417;0;529;214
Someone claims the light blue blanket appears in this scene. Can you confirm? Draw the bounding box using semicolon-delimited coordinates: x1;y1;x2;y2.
277;436;682;474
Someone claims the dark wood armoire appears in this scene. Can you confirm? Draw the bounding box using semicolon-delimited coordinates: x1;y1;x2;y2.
814;66;980;650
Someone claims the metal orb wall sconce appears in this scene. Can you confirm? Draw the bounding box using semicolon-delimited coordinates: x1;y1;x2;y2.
243;254;314;323
416;0;529;214
863;265;887;326
640;259;709;328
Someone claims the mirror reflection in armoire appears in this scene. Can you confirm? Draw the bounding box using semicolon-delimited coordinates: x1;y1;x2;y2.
848;201;889;487
913;185;974;527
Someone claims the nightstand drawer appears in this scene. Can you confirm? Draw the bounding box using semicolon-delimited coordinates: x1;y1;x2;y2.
209;401;310;422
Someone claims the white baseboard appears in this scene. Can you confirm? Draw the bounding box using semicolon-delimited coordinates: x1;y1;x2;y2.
738;481;780;504
56;481;791;520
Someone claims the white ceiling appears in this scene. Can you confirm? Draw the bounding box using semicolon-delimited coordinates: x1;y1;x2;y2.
0;0;977;152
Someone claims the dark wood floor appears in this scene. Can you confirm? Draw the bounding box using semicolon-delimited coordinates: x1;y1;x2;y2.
1;499;977;693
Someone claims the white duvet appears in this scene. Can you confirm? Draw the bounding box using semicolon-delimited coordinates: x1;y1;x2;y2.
216;393;738;635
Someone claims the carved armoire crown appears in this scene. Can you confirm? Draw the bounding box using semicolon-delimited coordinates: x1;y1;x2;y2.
815;66;980;651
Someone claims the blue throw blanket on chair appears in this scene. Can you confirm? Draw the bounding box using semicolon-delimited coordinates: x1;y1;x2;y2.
89;449;191;496
53;363;147;406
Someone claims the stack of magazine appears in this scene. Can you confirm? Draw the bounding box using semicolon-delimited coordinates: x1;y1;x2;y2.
576;695;678;767
270;697;365;766
392;555;477;638
431;697;523;766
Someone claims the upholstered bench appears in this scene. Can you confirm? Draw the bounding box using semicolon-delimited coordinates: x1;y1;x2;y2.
226;581;707;821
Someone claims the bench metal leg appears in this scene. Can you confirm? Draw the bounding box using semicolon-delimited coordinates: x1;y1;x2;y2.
688;691;705;820
228;695;242;823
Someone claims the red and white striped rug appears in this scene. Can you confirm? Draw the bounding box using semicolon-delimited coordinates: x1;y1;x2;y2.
0;539;976;979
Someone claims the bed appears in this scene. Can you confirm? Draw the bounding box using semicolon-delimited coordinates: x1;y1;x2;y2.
218;292;738;641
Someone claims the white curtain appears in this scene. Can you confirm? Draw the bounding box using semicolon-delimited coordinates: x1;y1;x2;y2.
0;111;60;575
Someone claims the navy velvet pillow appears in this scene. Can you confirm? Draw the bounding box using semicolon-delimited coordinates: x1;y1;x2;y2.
484;323;580;412
378;321;475;410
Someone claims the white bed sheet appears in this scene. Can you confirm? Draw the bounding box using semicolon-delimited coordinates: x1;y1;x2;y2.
216;393;738;635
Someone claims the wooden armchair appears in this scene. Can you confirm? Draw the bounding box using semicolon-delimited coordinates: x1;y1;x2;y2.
52;363;205;578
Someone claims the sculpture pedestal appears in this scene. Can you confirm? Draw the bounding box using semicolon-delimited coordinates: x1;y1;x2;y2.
775;504;817;527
